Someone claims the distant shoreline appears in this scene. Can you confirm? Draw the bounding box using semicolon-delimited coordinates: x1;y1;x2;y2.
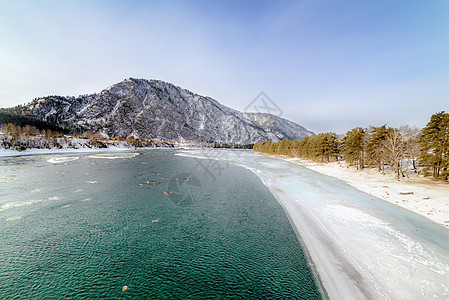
0;146;248;158
0;147;135;158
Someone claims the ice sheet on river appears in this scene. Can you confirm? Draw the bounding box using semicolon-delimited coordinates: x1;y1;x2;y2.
47;156;80;164
87;153;139;159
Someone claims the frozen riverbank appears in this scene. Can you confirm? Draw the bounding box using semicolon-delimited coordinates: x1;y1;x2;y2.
284;158;449;230
0;146;132;157
0;145;175;157
177;150;449;300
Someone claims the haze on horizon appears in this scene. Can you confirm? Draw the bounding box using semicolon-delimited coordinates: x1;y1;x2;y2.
1;0;448;134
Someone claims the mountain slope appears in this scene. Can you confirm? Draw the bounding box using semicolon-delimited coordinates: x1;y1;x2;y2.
243;112;313;142
20;78;314;143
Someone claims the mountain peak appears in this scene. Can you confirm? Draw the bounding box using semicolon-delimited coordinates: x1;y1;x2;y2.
21;79;314;143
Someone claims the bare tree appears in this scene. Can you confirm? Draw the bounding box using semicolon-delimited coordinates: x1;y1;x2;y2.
383;129;405;179
23;125;31;135
86;130;102;140
44;129;54;139
400;125;420;173
7;123;21;141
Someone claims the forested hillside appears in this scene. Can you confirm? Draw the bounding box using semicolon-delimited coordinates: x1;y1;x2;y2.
0;107;66;132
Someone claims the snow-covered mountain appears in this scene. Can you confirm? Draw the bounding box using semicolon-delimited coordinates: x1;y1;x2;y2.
21;78;314;143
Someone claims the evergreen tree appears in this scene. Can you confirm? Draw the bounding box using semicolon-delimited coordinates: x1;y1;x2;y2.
419;111;449;180
343;127;366;169
320;132;339;162
366;125;391;172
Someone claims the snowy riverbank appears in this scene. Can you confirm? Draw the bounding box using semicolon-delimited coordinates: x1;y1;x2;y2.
177;149;449;299
0;144;178;158
285;158;449;229
0;146;133;157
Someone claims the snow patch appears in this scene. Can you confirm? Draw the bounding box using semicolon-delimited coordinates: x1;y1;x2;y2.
88;152;139;159
47;157;80;164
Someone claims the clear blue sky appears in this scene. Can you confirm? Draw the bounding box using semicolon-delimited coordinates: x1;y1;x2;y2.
1;0;448;133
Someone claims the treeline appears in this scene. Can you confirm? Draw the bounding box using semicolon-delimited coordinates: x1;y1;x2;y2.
254;133;340;162
0;123;174;151
254;111;449;181
0;122;103;151
213;143;253;149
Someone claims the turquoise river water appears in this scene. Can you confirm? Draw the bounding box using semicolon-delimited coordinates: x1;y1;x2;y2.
0;150;323;299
